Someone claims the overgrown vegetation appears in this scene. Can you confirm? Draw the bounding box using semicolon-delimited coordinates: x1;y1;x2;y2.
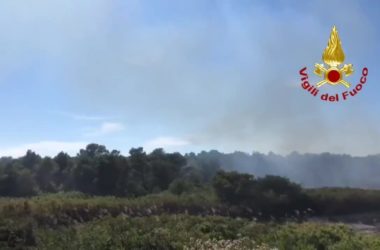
1;144;380;248
307;188;380;215
2;144;380;218
38;215;380;250
1;213;380;249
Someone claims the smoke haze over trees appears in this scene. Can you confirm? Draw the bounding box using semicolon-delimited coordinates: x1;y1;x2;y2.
199;150;380;188
1;143;380;199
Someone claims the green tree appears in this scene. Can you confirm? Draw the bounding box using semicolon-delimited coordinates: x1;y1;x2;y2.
36;157;59;192
212;171;255;205
129;147;150;194
22;150;41;170
14;169;38;196
0;164;38;197
73;144;110;194
150;149;186;191
97;152;124;195
73;163;97;194
54;152;75;190
79;143;109;158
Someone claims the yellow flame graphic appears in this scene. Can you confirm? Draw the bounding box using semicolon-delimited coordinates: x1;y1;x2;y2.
322;26;345;67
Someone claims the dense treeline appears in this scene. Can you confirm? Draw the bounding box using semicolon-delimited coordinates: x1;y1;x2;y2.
0;144;211;197
1;143;380;219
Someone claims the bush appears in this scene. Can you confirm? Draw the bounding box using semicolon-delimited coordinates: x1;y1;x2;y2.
213;171;312;218
169;179;196;195
35;215;380;250
307;188;380;216
212;171;255;205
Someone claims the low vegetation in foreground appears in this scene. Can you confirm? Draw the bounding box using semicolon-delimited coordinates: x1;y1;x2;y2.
35;215;380;250
0;192;378;249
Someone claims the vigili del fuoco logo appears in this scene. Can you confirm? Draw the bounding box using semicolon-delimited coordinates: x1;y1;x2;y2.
299;26;368;102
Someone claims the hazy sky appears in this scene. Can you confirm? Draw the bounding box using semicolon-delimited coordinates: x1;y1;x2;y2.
0;0;379;157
